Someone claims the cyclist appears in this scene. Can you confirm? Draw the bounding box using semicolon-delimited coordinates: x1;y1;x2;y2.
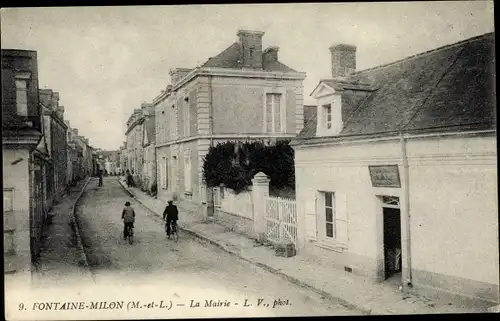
163;200;179;238
122;201;135;239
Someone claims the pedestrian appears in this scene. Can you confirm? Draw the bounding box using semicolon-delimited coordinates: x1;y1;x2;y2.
163;200;179;238
98;170;103;187
121;201;135;239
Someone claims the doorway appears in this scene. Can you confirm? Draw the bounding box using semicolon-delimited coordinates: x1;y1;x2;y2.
382;197;402;281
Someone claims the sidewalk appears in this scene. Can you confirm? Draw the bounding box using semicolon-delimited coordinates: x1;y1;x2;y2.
33;177;94;288
119;179;486;315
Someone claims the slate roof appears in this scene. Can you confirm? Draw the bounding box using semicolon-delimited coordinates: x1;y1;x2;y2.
202;42;296;72
296;32;496;144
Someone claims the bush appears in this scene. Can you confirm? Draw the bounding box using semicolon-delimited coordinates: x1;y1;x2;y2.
203;140;295;194
151;182;157;196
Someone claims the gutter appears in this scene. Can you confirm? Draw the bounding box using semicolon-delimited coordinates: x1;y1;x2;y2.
400;132;413;287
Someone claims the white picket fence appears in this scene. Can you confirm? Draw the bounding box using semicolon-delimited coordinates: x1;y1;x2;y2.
265;196;298;246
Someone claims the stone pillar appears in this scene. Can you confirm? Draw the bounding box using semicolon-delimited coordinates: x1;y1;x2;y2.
203;184;215;221
251;172;270;241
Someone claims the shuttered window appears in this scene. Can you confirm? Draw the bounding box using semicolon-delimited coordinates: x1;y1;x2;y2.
320;191;349;246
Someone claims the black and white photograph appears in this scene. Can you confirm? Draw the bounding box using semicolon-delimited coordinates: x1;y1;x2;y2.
1;2;498;319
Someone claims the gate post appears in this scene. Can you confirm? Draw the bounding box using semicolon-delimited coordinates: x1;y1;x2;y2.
251;172;270;241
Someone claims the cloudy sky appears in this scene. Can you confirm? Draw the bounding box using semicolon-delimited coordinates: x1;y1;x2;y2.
1;2;494;150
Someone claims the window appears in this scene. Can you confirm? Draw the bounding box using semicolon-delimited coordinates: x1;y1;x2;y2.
163;160;168;189
324;104;332;130
15;79;28;116
324;192;335;238
184;150;192;192
265;93;283;133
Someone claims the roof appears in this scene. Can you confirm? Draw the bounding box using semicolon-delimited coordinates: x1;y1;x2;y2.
202;42;296;72
296;32;496;143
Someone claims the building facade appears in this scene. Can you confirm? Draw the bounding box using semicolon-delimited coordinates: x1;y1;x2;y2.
155;29;306;206
40;89;68;203
2;49;45;280
142;115;156;192
125;103;154;187
292;33;498;306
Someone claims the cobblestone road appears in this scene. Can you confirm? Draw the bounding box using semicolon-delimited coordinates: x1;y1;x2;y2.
73;178;359;317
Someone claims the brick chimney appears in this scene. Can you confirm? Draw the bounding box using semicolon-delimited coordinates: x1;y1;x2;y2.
237;30;265;69
263;46;279;66
329;44;356;79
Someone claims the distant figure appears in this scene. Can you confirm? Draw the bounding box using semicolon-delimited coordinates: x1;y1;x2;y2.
127;172;134;188
98;170;103;187
163;200;179;238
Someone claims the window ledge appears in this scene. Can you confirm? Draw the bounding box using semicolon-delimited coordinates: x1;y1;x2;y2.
315;240;347;253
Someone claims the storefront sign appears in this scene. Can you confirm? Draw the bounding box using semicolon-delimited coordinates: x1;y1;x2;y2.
368;165;401;188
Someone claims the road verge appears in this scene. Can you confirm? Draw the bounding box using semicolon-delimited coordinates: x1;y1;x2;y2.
71;177;94;281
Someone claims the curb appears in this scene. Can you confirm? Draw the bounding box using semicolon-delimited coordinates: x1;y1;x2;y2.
71;177;94;281
117;180;371;315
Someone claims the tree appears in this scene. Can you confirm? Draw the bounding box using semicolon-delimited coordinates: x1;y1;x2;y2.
202;140;295;194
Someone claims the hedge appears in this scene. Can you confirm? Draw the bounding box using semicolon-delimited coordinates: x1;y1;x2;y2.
202;140;295;194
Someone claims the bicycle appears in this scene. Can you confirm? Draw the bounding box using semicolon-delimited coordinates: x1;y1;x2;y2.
126;224;134;245
165;221;179;242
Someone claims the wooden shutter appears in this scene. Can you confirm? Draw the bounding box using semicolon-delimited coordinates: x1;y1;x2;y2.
335;192;349;246
304;187;318;241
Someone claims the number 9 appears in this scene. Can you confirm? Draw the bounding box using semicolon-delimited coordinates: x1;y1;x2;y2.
18;303;25;311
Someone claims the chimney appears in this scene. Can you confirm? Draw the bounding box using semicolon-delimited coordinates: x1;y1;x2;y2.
169;68;192;85
56;105;65;120
263;46;279;64
73;129;78;136
141;102;154;116
237;30;265;69
329;44;356;79
51;92;60;111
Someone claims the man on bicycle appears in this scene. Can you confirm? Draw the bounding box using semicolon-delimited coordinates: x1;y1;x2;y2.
122;201;135;239
163;200;178;238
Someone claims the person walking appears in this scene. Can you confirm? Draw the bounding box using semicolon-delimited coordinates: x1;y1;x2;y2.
163;200;179;238
98;169;103;187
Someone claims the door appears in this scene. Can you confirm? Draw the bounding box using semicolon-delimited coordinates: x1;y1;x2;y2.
383;206;402;280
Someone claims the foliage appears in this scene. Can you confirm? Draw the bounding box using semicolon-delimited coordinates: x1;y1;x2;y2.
150;182;158;196
202;140;295;194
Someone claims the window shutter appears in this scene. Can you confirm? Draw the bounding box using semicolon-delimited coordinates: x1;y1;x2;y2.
335;192;349;246
304;187;317;241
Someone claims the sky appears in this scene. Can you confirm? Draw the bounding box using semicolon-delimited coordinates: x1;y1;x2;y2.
1;2;494;150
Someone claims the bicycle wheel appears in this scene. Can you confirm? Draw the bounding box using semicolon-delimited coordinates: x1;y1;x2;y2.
128;228;134;245
173;225;179;242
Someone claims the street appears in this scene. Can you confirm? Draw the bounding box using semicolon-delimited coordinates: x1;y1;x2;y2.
74;177;358;317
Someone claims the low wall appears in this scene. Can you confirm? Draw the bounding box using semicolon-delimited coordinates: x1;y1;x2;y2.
215;209;255;239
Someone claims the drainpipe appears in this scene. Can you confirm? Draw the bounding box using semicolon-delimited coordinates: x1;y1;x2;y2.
207;75;215;218
400;132;413;287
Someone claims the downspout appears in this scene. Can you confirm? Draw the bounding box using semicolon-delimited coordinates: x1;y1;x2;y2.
400;132;413;287
208;75;215;218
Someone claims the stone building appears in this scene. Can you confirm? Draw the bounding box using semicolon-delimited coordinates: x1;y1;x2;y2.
154;29;306;209
292;32;497;307
2;49;45;281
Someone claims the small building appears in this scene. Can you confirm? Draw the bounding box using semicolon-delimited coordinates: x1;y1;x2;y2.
292;33;497;307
